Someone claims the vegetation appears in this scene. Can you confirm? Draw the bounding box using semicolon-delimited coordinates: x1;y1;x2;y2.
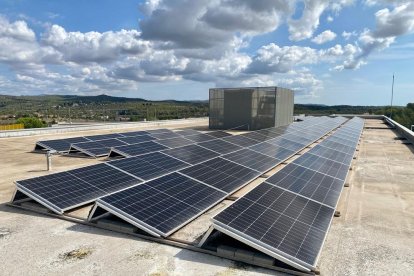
374;103;414;129
0;94;412;130
16;117;47;129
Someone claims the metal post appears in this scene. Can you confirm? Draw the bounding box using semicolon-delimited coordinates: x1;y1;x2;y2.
390;74;395;119
46;151;52;171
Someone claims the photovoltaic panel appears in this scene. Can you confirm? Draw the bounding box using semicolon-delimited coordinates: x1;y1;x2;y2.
110;141;169;157
267;138;308;152
85;147;113;157
117;135;156;145
145;128;173;134
213;183;334;271
108;152;189;181
184;133;216;143
119;130;150;137
175;129;201;136
154;137;194;148
150;132;182;140
162;144;219;165
292;149;350;181
179;157;261;193
249;142;296;161
35;137;90;152
95;172;227;237
240;132;271;142
265;163;344;208
72;138;127;149
204;131;232;138
222;135;259;147
222;148;280;173
84;133;124;141
306;145;354;165
197;139;243;155
317;139;356;155
15;163;141;214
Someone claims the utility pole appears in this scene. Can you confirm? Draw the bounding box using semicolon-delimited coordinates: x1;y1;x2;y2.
390;73;395;119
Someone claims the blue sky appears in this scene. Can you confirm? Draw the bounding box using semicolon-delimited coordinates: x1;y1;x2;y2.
0;0;413;105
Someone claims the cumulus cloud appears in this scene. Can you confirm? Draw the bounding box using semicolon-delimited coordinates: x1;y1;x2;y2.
311;30;337;44
42;25;151;63
335;2;414;70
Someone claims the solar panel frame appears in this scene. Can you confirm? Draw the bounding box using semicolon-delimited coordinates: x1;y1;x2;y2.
221;148;280;173
204;131;232;138
184;133;217;143
162;144;220;165
154;137;195;148
213;184;335;271
197;139;243;155
107;152;190;181
117;135;157;145
93;172;227;237
84;133;125;141
15;163;141;214
222;135;260;147
35;137;91;152
110;141;169;157
179;157;262;193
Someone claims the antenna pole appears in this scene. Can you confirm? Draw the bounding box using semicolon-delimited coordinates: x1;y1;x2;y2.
390;74;395;119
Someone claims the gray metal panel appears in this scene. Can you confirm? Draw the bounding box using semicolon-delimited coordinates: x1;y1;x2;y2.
209;87;293;130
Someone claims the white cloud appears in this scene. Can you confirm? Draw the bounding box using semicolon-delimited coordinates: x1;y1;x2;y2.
373;3;414;37
342;31;357;40
311;30;337;44
327;15;334;22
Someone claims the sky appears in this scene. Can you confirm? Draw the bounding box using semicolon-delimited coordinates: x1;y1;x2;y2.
0;0;413;105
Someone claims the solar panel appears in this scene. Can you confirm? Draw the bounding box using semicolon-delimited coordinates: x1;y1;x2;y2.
317;139;356;155
197;139;243;154
162;145;219;165
307;145;354;165
184;133;216;143
175;129;201;136
292;154;350;181
179;157;261;193
84;133;124;141
95;172;227;237
150;132;182;140
204;131;232;138
15;163;141;214
70;138;128;157
145;128;173;134
154;137;194;148
222;135;259;147
35;137;90;152
110;141;169;157
240;132;271;142
249;142;296;161
222;148;280;173
265;163;344;208
267;138;307;152
213;183;334;271
117;135;156;145
108;152;189;181
118;130;150;137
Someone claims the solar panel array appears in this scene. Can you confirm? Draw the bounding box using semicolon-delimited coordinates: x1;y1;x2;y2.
18;117;349;240
212;117;364;272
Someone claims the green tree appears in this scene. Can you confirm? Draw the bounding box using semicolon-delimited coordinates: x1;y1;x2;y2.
17;117;47;129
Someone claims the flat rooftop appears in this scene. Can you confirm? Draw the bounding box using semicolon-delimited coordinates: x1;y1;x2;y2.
0;119;413;275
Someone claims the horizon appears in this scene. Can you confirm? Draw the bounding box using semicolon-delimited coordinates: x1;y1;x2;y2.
0;1;413;106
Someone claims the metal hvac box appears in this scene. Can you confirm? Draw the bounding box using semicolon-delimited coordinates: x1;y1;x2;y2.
209;87;294;130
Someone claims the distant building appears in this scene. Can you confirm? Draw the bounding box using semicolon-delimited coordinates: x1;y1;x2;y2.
209;86;294;130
